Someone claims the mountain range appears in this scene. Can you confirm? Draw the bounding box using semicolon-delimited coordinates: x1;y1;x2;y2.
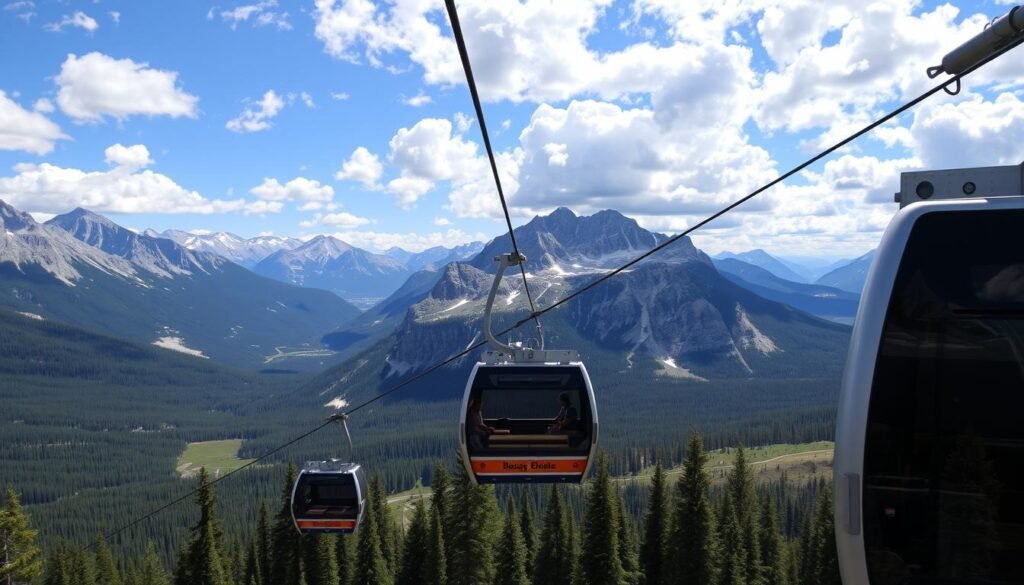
712;257;860;322
0;201;360;369
814;250;876;293
309;207;851;412
146;228;482;308
715;247;876;295
714;249;811;283
149;229;303;268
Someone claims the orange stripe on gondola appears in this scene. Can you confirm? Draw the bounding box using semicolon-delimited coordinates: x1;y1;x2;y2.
297;519;357;529
471;458;588;474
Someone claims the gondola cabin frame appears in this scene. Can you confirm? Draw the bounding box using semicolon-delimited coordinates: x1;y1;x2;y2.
291;460;367;535
459;349;599;485
835;161;1024;584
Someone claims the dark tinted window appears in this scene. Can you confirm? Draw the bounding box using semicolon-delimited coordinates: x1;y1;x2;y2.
864;210;1024;584
465;366;593;454
294;474;358;517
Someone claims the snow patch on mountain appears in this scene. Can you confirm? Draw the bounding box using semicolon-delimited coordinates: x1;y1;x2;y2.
324;397;349;410
153;336;209;358
443;299;470;312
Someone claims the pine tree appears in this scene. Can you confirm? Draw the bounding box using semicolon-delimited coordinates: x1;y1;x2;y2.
518;492;537;571
353;490;391;585
94;534;121;585
758;496;786;585
138;544;169;585
71;550;97;585
796;511;813;585
533;486;568;585
335;536;353;585
303;535;338;585
446;462;500;585
718;498;748;585
640;462;669;585
0;487;43;585
122;563;139;585
726;448;762;585
566;511;582;585
369;475;396;574
176;468;230;585
428;463;452;581
617;495;640;585
784;542;799;585
396;500;428;585
243;539;262;585
495;499;529;585
227;538;244;585
666;432;718;585
421;502;447;585
255;504;270;585
810;488;839;585
581;453;626;585
43;540;72;585
270;465;303;585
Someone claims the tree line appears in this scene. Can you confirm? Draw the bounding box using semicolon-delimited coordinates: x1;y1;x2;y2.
3;431;840;585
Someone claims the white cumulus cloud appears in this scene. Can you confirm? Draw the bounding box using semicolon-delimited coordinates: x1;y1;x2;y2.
104;143;153;171
55;52;199;122
226;90;284;133
336;146;383;189
0;145;244;214
217;0;291;30
250;176;334;202
44;11;98;33
0;90;67;154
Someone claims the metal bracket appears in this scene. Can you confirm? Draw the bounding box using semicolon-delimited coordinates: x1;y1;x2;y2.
483;252;526;354
326;413;354;462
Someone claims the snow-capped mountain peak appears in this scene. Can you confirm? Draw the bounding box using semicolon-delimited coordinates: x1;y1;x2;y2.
149;229;302;268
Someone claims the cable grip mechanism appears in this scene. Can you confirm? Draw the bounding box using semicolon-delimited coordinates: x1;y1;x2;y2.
484;252;525;355
326;413;354;462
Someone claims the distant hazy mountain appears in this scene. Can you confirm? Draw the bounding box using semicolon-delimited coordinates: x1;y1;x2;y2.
310;207;849;409
713;257;860;321
814;250;877;293
253;235;411;302
0;201;359;368
151;229;302;268
715;249;810;283
385;242;484;272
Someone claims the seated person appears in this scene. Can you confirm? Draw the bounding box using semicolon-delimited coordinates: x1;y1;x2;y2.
467;397;495;450
548;392;578;434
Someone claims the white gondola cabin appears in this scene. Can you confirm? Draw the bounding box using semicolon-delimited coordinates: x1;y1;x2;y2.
834;163;1024;584
459;349;598;484
291;460;367;534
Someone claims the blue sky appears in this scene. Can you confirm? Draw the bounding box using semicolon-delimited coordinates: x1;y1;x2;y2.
1;0;1022;256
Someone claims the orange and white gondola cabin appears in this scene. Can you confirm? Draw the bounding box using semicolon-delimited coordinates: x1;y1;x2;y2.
459;349;598;484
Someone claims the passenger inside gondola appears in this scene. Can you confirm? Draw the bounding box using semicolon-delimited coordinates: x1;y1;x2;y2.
467;395;496;450
547;392;577;434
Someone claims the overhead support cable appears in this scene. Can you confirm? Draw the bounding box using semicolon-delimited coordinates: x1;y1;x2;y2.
444;0;544;349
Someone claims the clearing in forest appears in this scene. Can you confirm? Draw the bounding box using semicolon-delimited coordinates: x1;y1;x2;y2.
176;439;256;479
